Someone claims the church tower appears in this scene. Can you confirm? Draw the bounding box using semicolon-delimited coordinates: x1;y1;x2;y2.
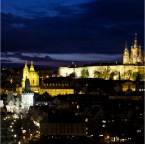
123;41;130;64
21;61;39;90
137;46;142;63
124;33;143;64
28;61;39;87
21;78;34;115
30;61;34;71
22;61;29;89
130;33;142;64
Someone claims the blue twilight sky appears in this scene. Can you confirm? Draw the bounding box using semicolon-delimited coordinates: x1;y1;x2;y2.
1;0;144;67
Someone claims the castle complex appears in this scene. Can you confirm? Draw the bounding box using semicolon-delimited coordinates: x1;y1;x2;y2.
58;34;145;80
16;34;144;95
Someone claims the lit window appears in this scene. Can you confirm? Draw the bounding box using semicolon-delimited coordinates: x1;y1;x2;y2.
102;124;106;127
102;120;106;123
85;118;88;122
137;130;141;133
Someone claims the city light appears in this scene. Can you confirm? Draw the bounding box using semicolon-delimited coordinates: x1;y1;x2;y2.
102;120;106;123
137;130;141;133
85;118;88;122
99;134;103;137
1;33;144;144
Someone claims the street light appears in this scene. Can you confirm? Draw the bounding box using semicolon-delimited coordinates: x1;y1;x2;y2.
14;134;17;137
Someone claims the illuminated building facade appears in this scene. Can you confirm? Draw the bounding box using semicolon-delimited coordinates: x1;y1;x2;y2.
21;78;34;113
22;61;39;92
16;62;74;96
58;34;145;81
123;34;144;64
39;84;74;96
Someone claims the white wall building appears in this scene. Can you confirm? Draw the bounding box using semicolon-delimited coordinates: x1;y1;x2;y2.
21;78;34;114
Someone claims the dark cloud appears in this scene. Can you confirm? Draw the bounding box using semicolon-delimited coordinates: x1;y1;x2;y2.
1;0;144;66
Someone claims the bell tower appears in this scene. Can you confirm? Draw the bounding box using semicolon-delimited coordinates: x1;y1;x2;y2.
130;33;142;64
123;41;130;64
21;78;34;116
22;61;29;89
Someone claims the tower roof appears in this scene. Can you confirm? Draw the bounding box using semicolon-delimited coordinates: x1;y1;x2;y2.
24;61;28;67
24;61;28;70
134;33;138;48
125;41;128;49
30;61;34;71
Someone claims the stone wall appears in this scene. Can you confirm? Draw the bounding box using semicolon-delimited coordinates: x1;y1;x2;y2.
58;65;145;80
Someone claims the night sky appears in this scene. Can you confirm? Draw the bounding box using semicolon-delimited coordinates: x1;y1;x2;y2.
1;0;144;67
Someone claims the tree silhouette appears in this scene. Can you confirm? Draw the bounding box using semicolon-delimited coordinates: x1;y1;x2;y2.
81;69;89;78
69;72;76;79
94;71;102;78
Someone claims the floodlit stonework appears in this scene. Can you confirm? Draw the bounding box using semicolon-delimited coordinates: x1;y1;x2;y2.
58;34;145;80
123;33;144;64
58;65;144;80
16;62;74;95
22;61;39;90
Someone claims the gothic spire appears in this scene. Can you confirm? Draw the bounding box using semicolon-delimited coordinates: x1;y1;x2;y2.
24;61;27;67
134;33;138;48
125;41;128;49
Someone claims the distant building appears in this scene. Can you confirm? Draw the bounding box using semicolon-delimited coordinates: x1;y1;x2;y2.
58;34;145;80
123;34;144;64
21;78;34;114
39;84;74;96
40;112;87;136
16;61;74;96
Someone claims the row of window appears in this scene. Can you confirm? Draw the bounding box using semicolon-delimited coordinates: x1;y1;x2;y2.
47;124;85;127
40;90;74;95
41;89;73;92
43;128;86;134
44;83;69;86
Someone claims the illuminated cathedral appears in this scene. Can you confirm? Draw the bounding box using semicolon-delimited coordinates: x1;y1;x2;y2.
123;33;144;64
22;61;39;91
